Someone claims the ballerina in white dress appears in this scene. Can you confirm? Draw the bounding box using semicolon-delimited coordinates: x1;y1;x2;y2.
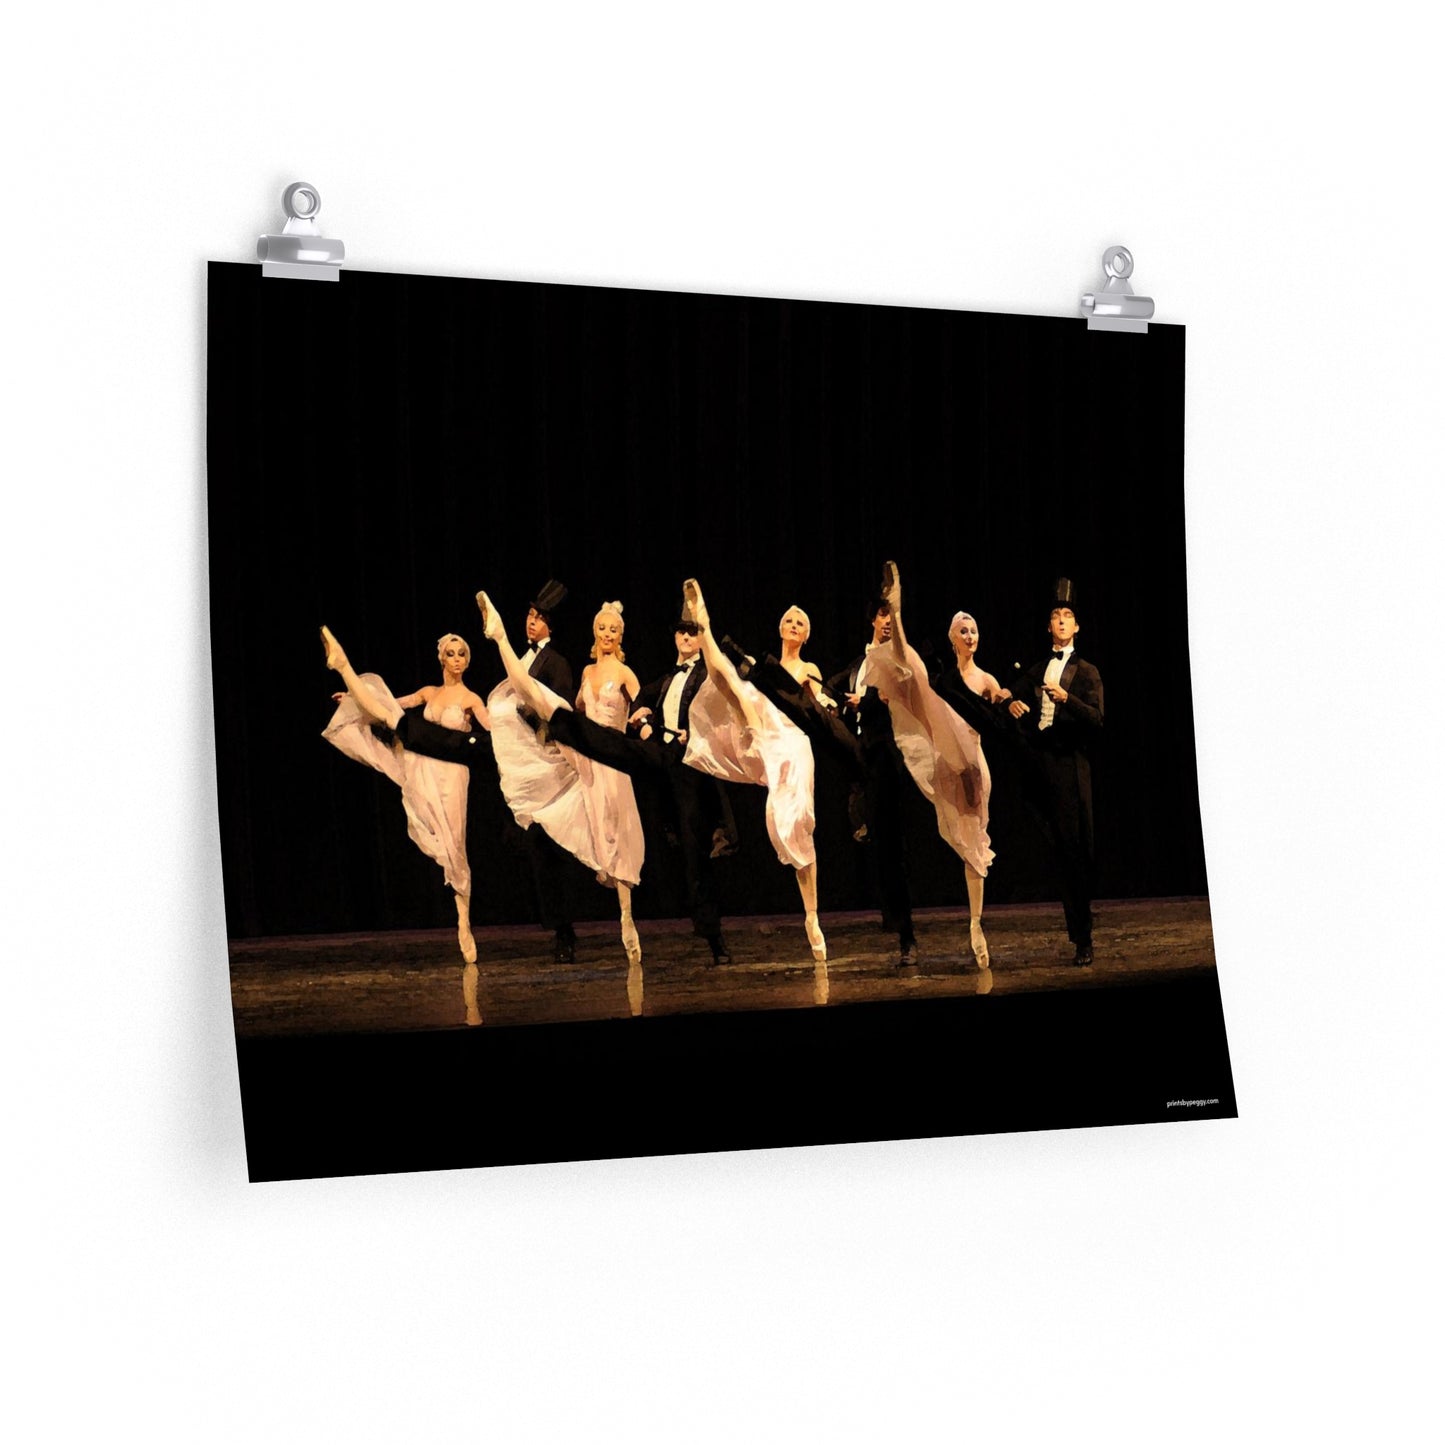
480;597;646;964
319;625;489;964
858;563;995;968
679;578;826;964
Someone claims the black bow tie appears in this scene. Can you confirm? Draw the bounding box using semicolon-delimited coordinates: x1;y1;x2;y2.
1052;650;1065;660
673;662;693;674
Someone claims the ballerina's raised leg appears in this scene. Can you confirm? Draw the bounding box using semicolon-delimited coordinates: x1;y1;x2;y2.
476;592;558;720
684;579;826;964
478;590;641;965
881;564;990;971
321;625;392;726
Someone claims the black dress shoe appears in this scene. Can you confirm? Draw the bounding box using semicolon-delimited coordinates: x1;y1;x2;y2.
1073;942;1094;967
898;936;919;968
707;934;733;966
553;929;577;965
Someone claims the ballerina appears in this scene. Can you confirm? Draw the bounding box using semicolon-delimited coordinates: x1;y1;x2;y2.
858;564;996;969
476;594;646;965
679;579;826;963
319;625;489;964
721;604;869;841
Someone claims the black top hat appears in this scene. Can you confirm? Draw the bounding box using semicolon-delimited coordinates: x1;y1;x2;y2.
530;580;568;618
1050;577;1078;611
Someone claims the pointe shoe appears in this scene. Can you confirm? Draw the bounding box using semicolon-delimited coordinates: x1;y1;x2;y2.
620;910;642;965
970;918;990;970
804;911;827;963
458;925;477;965
682;578;709;632
320;625;348;671
475;590;503;642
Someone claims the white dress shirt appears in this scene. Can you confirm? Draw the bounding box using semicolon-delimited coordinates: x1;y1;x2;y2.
1039;643;1074;730
662;654;700;734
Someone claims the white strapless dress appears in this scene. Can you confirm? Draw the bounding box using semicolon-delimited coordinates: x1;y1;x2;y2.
858;643;993;875
488;675;644;889
322;675;474;896
683;676;816;870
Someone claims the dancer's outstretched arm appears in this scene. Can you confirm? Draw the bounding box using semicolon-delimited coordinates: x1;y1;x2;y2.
683;579;761;731
476;591;557;719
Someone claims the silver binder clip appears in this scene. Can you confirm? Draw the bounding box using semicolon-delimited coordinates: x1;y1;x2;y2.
1080;245;1153;333
257;182;344;281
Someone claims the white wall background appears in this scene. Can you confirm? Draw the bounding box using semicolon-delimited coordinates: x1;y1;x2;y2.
6;4;1438;1439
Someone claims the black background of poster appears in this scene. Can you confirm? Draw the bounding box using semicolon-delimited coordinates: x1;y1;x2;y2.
207;263;1203;941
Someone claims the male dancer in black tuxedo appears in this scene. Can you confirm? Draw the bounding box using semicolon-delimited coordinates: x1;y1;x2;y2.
476;592;734;965
624;614;733;961
514;581;582;963
1006;578;1105;966
396;580;583;964
825;600;918;966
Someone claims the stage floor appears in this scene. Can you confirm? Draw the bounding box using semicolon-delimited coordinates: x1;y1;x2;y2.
229;897;1217;1037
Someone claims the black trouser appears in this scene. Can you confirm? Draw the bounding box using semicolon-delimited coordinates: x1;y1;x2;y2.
861;737;914;943
523;822;575;934
1023;746;1095;946
545;711;722;938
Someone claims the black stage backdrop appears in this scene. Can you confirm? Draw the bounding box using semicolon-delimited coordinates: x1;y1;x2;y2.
208;262;1203;942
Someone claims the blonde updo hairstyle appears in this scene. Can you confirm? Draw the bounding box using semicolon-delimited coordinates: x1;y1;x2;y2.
436;632;471;665
778;605;811;643
589;600;626;662
948;611;978;651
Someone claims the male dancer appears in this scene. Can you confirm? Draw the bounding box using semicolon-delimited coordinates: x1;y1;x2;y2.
1006;578;1105;966
476;592;734;965
826;599;918;966
518;580;572;698
514;581;583;964
627;613;734;960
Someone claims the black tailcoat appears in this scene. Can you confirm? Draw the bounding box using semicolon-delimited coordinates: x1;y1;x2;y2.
1012;650;1105;946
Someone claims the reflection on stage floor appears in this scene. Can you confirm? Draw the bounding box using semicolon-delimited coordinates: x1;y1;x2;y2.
228;897;1217;1038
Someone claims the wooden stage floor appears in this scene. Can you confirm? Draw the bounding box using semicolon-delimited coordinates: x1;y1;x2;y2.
229;897;1218;1037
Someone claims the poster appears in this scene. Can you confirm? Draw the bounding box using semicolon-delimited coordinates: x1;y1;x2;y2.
208;262;1233;1180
